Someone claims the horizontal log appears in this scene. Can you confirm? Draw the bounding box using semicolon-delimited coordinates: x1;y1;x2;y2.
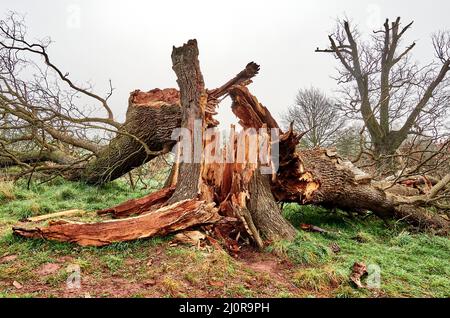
13;199;220;246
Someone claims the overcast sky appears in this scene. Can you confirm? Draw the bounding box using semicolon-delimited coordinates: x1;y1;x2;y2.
1;0;450;127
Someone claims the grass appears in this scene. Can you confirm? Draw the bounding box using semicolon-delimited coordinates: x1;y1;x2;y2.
0;179;449;298
0;178;154;221
282;203;450;297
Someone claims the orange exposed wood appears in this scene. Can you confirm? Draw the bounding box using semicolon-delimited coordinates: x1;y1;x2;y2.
13;200;220;247
130;88;180;106
97;186;175;218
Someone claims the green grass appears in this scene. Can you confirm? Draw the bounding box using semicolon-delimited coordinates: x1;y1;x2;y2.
282;203;450;297
0;180;448;298
0;178;157;222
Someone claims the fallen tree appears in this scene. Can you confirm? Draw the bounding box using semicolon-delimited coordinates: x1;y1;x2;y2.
12;40;449;249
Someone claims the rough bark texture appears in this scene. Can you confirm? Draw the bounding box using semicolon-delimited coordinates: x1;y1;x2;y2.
248;170;297;241
167;39;206;204
72;89;181;185
227;86;297;241
273;147;449;234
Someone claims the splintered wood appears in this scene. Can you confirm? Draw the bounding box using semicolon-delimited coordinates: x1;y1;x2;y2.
13;200;220;246
97;187;175;218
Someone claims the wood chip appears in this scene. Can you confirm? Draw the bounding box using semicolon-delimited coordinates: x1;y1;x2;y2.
143;279;156;287
12;281;23;289
171;230;206;246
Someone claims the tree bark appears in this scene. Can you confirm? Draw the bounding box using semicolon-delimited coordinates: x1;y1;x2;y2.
97;186;175;218
248;170;297;241
273;147;449;233
70;89;181;185
167;39;206;204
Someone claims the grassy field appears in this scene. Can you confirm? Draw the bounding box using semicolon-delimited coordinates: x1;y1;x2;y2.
0;178;449;298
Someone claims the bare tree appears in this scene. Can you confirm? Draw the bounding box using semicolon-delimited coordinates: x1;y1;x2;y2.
0;12;178;184
316;18;450;164
0;12;116;175
282;87;344;148
334;125;364;160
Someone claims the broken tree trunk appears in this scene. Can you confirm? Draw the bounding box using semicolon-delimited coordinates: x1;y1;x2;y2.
12;39;448;250
228;85;448;234
66;62;260;186
13;40;298;248
166;39;206;204
165;40;296;243
273;145;449;234
69;88;181;185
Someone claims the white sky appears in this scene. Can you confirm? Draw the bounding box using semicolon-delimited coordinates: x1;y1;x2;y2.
1;0;449;128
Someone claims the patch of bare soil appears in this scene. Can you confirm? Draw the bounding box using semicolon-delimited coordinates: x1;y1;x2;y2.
237;247;300;294
1;244;318;298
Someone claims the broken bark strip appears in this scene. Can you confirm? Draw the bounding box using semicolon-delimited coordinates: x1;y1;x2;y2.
97;186;175;218
69;88;182;185
24;209;87;223
13;200;220;246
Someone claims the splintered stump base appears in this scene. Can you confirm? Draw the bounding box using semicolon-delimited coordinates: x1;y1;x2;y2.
13;200;219;246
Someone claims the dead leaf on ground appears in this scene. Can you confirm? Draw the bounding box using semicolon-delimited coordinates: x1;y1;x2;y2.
330;242;341;254
143;279;156;287
209;280;225;287
350;262;367;288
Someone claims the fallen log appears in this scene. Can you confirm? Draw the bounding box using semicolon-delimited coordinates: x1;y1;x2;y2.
13;199;220;246
227;86;448;234
273;147;449;234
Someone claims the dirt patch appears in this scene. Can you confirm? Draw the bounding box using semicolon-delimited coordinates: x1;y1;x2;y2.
237;247;300;294
36;263;61;276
